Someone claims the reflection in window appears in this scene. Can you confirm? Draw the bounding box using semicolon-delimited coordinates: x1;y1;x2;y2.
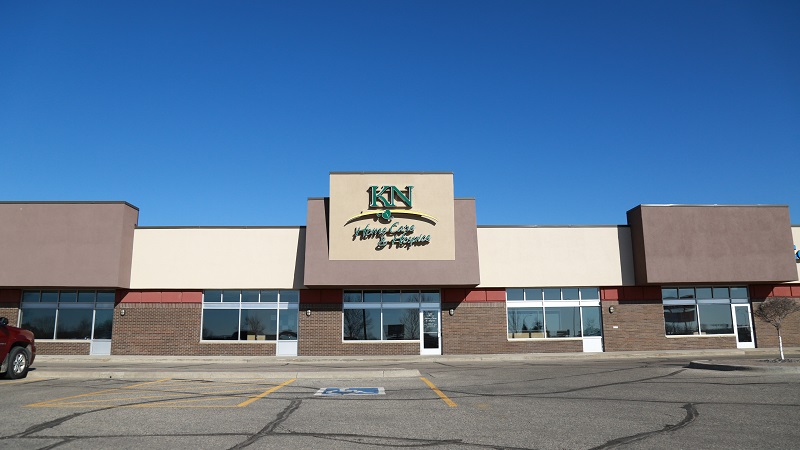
201;309;239;340
582;307;602;337
343;309;381;340
20;290;114;340
342;290;439;341
56;309;93;339
506;288;602;339
20;308;56;339
383;309;420;340
93;309;114;339
698;304;734;335
662;286;745;336
545;307;581;338
201;290;299;341
664;305;699;335
241;309;277;340
507;307;545;338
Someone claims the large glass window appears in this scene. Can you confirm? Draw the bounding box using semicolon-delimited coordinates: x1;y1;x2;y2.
201;290;299;341
662;286;744;336
19;290;115;340
506;288;602;339
342;290;438;341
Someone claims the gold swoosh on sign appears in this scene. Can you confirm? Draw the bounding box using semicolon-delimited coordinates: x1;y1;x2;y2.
344;210;438;225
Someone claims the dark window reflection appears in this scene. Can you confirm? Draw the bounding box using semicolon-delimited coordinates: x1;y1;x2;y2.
664;305;699;335
343;309;380;340
278;309;298;340
545;307;581;338
202;309;239;340
241;309;277;340
383;309;419;340
93;309;114;339
21;308;56;339
56;309;93;339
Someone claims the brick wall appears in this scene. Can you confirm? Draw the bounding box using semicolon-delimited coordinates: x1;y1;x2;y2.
112;293;276;356
36;341;91;355
0;304;19;326
750;285;800;350
443;301;583;354
600;300;737;351
298;303;419;356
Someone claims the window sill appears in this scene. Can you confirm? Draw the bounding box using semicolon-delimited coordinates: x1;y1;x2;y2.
199;340;278;344
342;340;419;344
507;337;582;341
665;334;735;338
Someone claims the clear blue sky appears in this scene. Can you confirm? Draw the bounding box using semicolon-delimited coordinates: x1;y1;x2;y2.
1;1;798;226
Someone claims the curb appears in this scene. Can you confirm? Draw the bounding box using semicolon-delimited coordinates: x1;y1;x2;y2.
28;369;422;380
689;360;800;373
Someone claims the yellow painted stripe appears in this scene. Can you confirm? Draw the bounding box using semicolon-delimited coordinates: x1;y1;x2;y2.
420;377;456;407
237;378;295;407
26;378;171;407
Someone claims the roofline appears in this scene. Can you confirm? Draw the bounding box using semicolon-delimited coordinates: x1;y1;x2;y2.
0;201;139;211
136;226;306;230
478;224;628;229
635;204;789;208
330;171;454;175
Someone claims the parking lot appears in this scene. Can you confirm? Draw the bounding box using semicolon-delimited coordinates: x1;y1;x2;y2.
2;357;800;449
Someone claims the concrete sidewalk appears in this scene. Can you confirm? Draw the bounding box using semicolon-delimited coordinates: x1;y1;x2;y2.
23;347;800;380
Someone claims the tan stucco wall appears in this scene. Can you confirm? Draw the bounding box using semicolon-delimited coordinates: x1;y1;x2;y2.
129;228;305;289
476;226;635;288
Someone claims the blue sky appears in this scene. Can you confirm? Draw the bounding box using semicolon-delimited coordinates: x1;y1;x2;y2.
1;1;798;226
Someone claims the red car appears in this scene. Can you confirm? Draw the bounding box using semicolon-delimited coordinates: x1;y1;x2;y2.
0;317;36;379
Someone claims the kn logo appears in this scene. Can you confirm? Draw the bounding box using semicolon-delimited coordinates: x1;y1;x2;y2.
345;185;435;251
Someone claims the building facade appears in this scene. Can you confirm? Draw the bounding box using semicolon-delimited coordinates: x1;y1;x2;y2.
1;172;799;357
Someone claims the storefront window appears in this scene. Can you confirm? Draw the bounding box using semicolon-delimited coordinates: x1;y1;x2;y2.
506;288;602;339
201;289;299;341
662;286;744;336
19;290;115;340
342;290;438;341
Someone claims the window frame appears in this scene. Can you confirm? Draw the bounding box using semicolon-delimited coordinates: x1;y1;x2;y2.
342;289;439;342
19;289;116;340
506;288;602;340
200;289;299;342
662;286;745;337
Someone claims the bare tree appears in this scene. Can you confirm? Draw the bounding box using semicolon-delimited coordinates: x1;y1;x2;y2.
753;297;800;360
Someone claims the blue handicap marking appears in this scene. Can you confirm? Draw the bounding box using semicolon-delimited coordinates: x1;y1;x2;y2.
315;387;385;396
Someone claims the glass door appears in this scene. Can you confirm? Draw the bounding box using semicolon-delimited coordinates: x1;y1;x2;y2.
733;305;755;349
420;308;441;355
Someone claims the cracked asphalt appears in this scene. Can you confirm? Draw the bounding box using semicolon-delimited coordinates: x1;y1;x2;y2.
2;357;799;449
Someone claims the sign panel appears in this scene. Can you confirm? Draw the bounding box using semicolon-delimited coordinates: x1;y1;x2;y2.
329;173;456;261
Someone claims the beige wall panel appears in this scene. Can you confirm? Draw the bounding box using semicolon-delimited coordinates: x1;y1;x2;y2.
329;173;455;261
477;227;635;288
130;228;305;289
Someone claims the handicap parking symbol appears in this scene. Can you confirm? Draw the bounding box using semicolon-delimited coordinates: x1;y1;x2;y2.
315;387;385;396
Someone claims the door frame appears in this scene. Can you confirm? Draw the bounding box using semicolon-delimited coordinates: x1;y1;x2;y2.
419;307;441;355
732;304;755;349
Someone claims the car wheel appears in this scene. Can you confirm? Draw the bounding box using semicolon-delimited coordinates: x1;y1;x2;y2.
6;347;29;379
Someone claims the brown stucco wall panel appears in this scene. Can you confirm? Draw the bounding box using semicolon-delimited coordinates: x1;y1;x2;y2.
628;205;797;284
304;198;480;287
0;202;138;288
